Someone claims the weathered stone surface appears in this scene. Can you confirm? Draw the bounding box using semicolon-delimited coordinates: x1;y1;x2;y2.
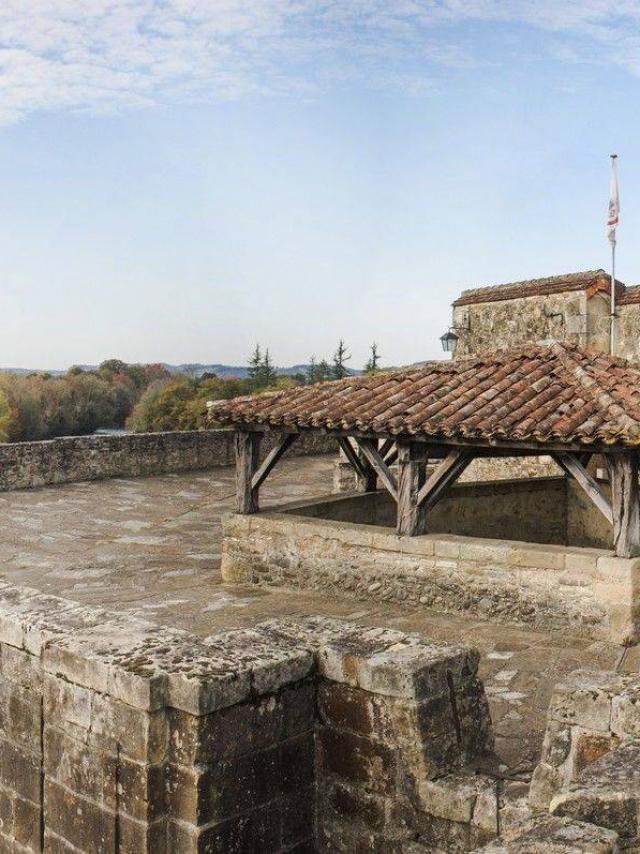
530;668;640;811
476;813;620;852
0;580;501;854
550;742;640;839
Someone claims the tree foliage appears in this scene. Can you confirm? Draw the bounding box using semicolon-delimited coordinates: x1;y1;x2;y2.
0;360;171;442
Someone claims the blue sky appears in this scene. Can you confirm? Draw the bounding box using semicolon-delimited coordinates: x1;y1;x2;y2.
1;1;640;370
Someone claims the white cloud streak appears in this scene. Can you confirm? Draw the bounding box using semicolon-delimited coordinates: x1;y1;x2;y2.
0;0;639;124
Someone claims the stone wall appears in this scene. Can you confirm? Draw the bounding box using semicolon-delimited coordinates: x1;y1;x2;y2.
222;508;637;642
451;291;614;360
0;582;498;853
451;292;589;359
0;429;335;492
616;302;640;363
298;479;570;545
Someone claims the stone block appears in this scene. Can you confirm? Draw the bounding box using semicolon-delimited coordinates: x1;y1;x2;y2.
44;779;116;852
0;679;41;753
418;772;497;827
563;549;601;575
282;787;315;848
0;738;40;803
322;779;387;832
611;684;640;739
434;538;462;559
0;644;42;690
119;815;167;854
546;669;625;732
316;726;396;795
510;545;565;571
44;726;116;809
167;803;282;853
528;761;563;811
550;742;640;839
0;785;15;840
13;795;40;850
118;758;166;823
317;681;394;741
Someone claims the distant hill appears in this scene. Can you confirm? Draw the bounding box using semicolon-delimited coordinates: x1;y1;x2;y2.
0;363;362;379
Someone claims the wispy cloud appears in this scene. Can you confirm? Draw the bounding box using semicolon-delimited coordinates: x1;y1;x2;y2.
0;0;639;125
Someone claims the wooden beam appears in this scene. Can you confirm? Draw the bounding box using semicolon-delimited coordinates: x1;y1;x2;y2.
233;423;610;454
379;438;395;459
251;433;298;491
609;452;640;558
551;452;613;524
235;430;261;514
385;446;399;466
337;436;377;491
417;449;473;510
354;438;398;501
396;441;428;536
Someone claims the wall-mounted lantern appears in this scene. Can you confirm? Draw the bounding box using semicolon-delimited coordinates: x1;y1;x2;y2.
440;329;460;355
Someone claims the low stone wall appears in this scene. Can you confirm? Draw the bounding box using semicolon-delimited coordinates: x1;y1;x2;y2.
297;479;571;546
222;509;638;642
0;582;498;853
0;429;335;491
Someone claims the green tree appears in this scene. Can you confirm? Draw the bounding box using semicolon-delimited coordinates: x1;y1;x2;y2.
332;339;351;380
248;345;263;381
259;349;278;387
0;387;18;442
364;342;381;373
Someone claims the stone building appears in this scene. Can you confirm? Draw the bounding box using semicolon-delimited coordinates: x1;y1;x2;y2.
450;269;640;362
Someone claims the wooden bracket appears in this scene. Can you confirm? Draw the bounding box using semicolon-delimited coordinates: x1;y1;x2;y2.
417;449;473;511
251;433;298;491
354;438;398;501
552;451;613;524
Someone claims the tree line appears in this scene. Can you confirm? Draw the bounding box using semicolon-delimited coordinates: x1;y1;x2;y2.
0;360;169;442
0;341;383;441
128;340;383;433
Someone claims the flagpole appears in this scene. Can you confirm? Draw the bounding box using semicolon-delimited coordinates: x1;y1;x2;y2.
610;153;618;356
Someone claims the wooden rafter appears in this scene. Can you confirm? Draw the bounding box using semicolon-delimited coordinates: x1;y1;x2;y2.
354;438;398;501
417;449;473;511
552;451;613;524
251;433;298;491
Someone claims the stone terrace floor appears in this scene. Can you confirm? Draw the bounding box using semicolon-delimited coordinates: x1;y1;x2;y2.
0;454;635;782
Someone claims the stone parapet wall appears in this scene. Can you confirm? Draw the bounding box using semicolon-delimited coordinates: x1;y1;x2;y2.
0;429;335;492
0;582;497;852
222;509;637;642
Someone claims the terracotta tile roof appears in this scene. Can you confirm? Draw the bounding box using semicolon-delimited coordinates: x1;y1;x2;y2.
207;342;640;449
453;269;626;307
618;285;640;305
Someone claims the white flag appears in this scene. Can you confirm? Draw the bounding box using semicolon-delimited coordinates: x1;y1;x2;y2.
608;156;620;246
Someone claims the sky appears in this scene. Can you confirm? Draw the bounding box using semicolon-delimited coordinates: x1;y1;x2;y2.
2;1;640;370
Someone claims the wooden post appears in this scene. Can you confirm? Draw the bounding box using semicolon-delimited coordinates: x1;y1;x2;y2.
396;441;427;536
609;452;640;558
235;430;261;514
